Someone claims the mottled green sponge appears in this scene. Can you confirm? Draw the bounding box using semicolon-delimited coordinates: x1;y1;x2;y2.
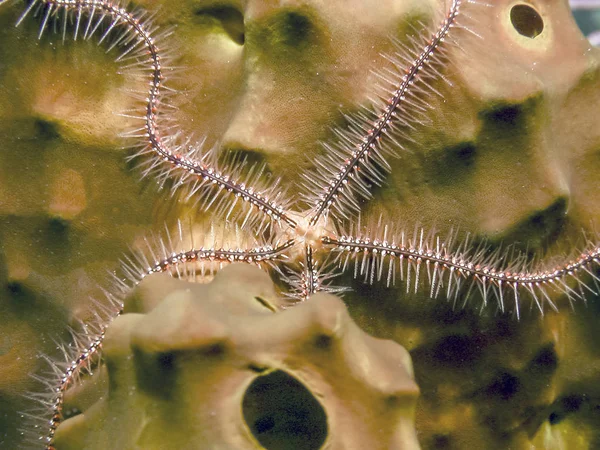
53;264;420;450
1;0;600;449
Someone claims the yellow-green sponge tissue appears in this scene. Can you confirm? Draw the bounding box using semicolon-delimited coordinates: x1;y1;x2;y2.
53;264;419;450
0;0;599;449
0;5;159;448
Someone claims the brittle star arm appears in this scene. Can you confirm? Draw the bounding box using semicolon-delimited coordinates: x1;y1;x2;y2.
322;234;600;319
299;245;319;301
17;0;297;230
31;239;293;449
305;0;462;226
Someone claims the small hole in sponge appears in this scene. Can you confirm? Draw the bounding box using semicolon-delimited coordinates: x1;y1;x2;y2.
6;281;23;295
242;370;327;449
510;4;544;38
255;296;277;313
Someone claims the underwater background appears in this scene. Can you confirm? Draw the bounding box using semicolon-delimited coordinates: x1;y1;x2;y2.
1;0;600;449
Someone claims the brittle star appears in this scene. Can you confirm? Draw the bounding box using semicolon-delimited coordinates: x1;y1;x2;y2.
7;0;600;448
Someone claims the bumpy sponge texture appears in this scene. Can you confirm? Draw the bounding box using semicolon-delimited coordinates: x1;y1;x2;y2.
53;264;420;450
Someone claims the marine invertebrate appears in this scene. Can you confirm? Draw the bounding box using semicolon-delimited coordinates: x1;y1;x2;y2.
0;0;599;448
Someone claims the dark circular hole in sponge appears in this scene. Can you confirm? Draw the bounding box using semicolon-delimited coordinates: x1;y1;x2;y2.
242;370;327;450
510;4;544;38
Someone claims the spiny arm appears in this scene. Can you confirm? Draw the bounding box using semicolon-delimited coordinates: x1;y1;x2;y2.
322;230;600;319
26;230;292;449
18;0;298;230
304;0;462;226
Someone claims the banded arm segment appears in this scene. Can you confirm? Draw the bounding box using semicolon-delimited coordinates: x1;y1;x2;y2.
29;235;293;449
305;0;462;226
20;0;297;229
322;233;600;319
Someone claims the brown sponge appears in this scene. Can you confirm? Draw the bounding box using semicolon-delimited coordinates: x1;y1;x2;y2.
53;264;420;450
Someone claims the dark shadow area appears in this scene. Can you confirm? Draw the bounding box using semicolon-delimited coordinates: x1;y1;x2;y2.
243;370;327;450
510;5;544;38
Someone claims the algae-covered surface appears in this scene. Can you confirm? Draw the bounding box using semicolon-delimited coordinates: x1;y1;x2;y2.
1;0;600;449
